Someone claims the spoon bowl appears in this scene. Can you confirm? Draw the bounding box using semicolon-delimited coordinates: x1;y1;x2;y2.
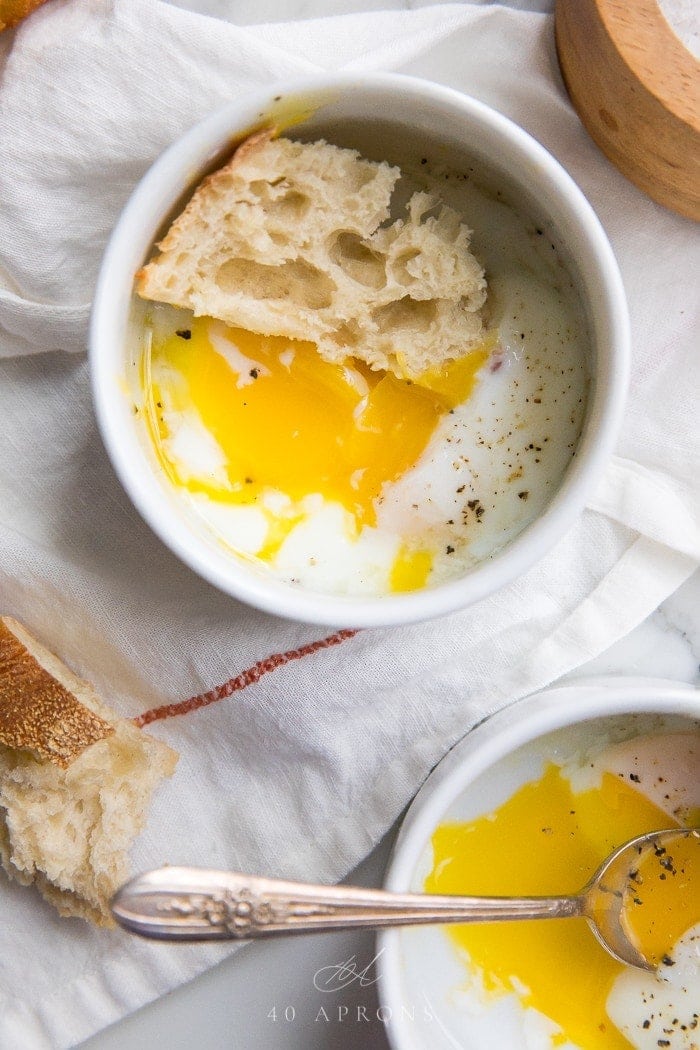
582;826;699;969
112;827;699;971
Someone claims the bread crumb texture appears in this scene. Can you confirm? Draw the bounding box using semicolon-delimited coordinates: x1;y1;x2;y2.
0;617;177;925
137;129;487;379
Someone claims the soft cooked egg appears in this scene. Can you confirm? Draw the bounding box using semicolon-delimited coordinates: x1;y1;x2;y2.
144;315;489;593
607;927;700;1050
577;731;700;826
425;731;700;1050
135;174;589;596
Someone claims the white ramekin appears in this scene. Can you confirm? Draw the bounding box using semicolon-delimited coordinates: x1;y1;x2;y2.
377;677;700;1050
90;73;629;627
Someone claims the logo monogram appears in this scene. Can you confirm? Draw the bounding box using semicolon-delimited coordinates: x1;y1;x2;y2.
313;950;385;992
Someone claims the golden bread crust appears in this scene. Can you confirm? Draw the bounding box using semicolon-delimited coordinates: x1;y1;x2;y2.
0;616;178;924
0;0;50;32
0;618;114;767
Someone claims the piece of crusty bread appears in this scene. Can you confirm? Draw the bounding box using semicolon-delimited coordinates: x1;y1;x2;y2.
0;616;177;926
136;129;487;379
0;0;50;32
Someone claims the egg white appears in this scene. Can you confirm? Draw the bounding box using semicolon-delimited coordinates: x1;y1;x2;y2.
607;925;700;1050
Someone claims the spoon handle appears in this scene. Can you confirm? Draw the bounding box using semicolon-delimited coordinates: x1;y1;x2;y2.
111;866;583;940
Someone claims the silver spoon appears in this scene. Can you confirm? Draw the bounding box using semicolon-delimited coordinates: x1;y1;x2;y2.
112;827;699;970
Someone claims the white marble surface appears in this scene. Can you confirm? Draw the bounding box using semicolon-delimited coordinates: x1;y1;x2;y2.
7;1;698;1047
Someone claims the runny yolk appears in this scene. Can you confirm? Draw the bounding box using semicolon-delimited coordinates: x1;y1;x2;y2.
426;764;693;1050
621;831;700;969
144;317;491;589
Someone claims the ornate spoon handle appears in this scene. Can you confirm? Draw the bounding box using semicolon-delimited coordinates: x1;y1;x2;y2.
111;866;583;941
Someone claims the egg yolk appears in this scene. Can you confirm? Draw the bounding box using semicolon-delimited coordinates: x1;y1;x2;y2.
426;764;695;1050
144;316;491;590
621;831;700;969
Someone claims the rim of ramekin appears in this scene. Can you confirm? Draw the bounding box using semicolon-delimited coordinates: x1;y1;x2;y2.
90;72;629;628
377;677;700;1049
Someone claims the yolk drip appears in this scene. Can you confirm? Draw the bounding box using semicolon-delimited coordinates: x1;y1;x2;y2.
621;832;700;969
390;546;434;593
144;316;490;589
425;764;690;1050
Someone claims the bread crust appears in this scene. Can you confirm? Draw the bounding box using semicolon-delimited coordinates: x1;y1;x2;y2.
0;617;178;925
0;617;114;767
0;0;50;32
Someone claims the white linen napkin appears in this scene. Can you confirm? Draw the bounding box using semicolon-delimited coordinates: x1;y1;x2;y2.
0;1;698;1046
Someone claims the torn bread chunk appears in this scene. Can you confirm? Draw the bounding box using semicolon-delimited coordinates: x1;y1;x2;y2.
0;617;177;926
136;129;487;379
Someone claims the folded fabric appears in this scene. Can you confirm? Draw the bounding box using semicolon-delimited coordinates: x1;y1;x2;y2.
0;1;698;1046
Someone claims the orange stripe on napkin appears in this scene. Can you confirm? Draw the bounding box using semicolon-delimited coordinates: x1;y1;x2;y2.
134;628;357;727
